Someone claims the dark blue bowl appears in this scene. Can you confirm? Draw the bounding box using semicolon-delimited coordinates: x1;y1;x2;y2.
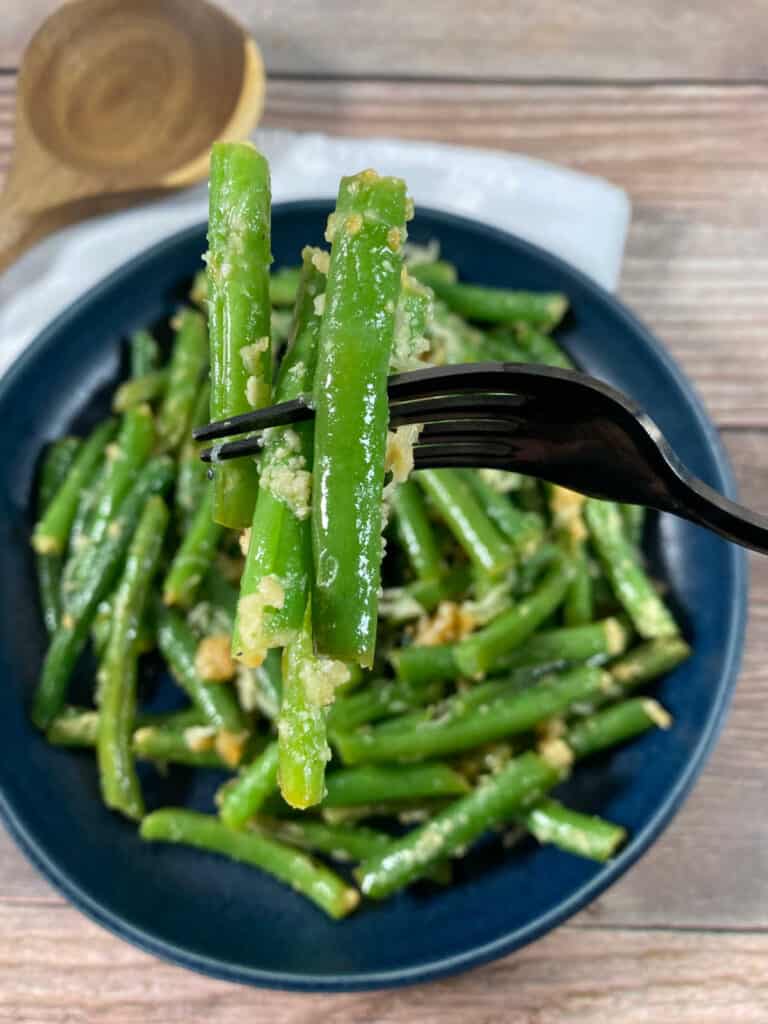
0;202;746;991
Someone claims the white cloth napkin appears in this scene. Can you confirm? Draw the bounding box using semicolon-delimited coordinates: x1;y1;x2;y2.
0;129;630;379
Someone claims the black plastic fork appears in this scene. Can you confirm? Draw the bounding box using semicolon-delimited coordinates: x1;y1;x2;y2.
194;362;768;555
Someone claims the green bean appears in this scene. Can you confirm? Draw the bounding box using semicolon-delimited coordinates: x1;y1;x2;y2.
47;708;230;767
323;763;469;806
327;675;446;732
132;726;232;767
113;369;169;413
32;456;175;729
175;384;211;526
620;503;647;548
518;798;626;862
218;741;279;830
493;617;630;673
461;471;544;558
140;809;360;919
516;541;560;597
190;270;208;309
563;552;594;626
389;644;458;686
455;556;575;677
607;636;691;696
62;406;156;604
32;419;116;556
35;439;80;633
409;264;568;330
584;499;679;639
335;665;609;764
417;469;514;578
564;697;671;759
97;496;169;819
208;142;271;529
312;170;409;666
391;271;432;370
379;566;472;623
246;648;283;720
510;324;574;368
355;751;562;898
408;260;457;287
154;601;246;734
427;301;488;364
391;479;445;581
278;601;339;809
270;266;301;306
255;817;392;863
162;485;223;608
156;308;208;451
472;330;530;363
233;249;324;665
377;666;560;737
47;705;205;747
129;328;160;377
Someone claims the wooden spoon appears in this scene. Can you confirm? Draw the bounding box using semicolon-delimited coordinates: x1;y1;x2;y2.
0;0;265;272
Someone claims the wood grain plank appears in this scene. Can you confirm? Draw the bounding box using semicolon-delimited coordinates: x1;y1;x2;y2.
0;904;766;1022
2;76;766;425
5;1;768;81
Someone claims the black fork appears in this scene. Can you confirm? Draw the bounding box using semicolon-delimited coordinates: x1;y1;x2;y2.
194;362;768;555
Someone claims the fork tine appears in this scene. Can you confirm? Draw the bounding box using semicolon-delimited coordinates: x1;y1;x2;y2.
194;363;561;443
418;420;510;443
192;396;314;442
200;436;263;463
413;445;511;469
389;394;527;428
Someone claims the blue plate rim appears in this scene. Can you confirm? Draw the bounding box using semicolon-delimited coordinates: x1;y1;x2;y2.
0;202;748;992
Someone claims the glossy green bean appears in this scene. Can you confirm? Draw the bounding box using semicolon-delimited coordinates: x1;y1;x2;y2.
32;456;175;729
32;419;116;556
175;384;210;525
323;763;469;806
163;485;223;608
113;369;169;413
35;439;80;634
62;406;156;604
519;798;626;862
207;142;271;528
154;601;246;733
129;329;160;377
461;471;544;558
327;675;446;732
278;602;336;809
584;499;679;639
270;266;302;306
454;557;574;677
355;751;562;898
417;468;514;578
233;249;324;665
335;665;609;764
565;697;671;759
97;496;169;819
140;809;360;919
311;170;408;666
218;740;279;829
156;308;208;451
391;478;445;581
409;264;568;330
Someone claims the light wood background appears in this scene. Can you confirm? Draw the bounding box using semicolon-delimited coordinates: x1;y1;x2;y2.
2;3;768;1020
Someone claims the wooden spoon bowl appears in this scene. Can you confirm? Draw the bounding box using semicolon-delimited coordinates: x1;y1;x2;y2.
0;0;265;271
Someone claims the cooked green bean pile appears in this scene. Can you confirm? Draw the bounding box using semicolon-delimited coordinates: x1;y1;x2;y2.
31;142;691;919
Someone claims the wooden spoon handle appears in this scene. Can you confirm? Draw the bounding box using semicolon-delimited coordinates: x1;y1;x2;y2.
0;188;45;274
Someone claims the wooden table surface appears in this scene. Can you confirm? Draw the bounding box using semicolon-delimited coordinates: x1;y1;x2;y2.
2;3;768;1020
